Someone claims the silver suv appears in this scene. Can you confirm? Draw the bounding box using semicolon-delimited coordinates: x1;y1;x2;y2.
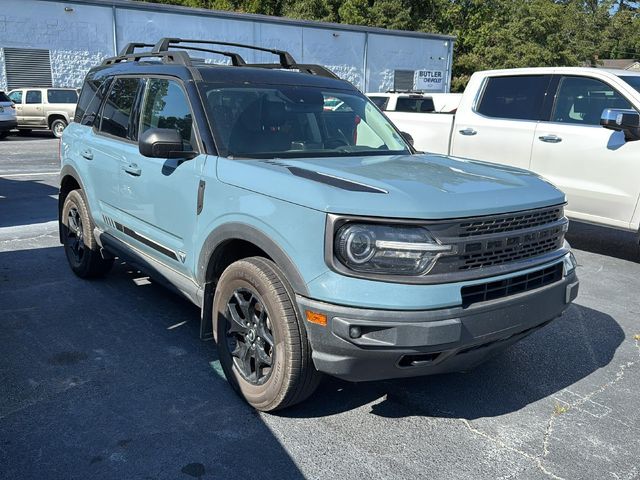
8;87;78;138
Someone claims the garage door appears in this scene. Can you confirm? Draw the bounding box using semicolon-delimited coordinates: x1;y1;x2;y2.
4;48;53;90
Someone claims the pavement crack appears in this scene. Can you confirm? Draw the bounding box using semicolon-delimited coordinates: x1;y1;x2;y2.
461;416;566;480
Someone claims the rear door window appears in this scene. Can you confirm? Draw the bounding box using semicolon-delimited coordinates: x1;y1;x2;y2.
551;76;634;126
47;89;78;104
140;78;194;149
25;90;42;104
477;75;551;120
0;92;11;103
8;91;22;104
99;77;144;140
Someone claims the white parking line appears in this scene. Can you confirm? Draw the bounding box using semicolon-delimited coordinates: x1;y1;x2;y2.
1;171;59;178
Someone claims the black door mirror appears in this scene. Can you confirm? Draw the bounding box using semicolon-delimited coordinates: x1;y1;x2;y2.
139;128;197;159
600;108;640;141
401;131;414;146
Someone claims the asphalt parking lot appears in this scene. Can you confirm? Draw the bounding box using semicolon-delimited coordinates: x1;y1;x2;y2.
1;135;639;480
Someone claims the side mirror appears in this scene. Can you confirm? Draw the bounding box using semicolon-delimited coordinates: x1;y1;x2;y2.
600;108;640;141
401;131;414;146
139;128;197;159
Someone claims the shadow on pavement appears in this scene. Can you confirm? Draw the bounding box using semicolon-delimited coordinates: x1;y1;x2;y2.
0;246;305;480
0;176;59;228
284;302;623;420
6;130;56;141
566;220;639;262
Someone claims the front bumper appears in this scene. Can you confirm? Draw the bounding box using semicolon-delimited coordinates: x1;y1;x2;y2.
297;269;578;382
0;119;17;131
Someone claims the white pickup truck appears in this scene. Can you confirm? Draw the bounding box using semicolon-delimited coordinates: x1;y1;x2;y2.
370;68;640;232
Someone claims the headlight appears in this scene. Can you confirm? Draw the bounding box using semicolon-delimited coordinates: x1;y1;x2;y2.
334;223;454;275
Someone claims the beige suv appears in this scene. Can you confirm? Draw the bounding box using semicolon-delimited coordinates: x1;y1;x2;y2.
8;87;78;138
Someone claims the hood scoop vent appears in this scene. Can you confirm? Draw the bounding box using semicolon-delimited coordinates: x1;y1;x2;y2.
287;166;387;194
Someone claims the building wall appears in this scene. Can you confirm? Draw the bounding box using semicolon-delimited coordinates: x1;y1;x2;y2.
0;0;453;92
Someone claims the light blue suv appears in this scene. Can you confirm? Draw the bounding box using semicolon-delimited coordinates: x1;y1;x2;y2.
59;39;579;411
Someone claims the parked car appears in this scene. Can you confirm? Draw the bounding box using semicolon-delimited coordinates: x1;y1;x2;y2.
382;67;640;233
0;91;17;139
368;91;462;114
59;39;579;411
8;87;78;138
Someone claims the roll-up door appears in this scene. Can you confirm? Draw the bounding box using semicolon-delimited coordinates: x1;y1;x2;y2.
4;48;53;90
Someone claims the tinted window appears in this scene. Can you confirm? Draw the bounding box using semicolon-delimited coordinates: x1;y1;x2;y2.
0;92;11;103
141;79;193;148
552;76;633;126
620;76;640;95
202;84;409;158
75;74;112;125
25;90;42;104
47;89;78;104
100;77;143;140
8;91;22;104
395;96;435;113
477;75;550;120
369;96;389;110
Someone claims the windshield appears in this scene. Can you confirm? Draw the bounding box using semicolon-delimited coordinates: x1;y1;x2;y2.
200;84;411;158
621;76;640;95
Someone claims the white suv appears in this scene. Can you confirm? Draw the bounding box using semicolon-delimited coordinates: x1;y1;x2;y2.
0;91;17;139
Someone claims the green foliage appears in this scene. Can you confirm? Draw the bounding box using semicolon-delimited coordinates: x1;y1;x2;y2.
134;0;640;91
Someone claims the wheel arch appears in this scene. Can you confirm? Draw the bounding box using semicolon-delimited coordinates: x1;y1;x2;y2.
58;165;85;243
197;223;309;340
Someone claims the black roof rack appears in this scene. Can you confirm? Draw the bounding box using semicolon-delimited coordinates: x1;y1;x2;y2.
153;37;339;79
102;38;340;80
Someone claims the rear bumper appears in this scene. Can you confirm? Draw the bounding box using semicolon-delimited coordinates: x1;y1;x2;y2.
297;270;578;382
0;119;17;131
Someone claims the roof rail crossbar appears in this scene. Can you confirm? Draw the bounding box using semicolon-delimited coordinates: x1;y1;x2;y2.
168;45;246;66
153;37;296;68
243;63;339;79
119;43;155;56
101;50;192;66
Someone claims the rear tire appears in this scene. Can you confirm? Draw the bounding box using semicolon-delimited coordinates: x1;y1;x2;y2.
51;119;67;138
213;257;321;411
61;189;113;278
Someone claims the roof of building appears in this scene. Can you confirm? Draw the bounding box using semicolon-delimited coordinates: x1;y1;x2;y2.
39;0;455;42
595;59;640;70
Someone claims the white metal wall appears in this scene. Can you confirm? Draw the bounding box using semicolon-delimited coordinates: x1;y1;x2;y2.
0;0;453;92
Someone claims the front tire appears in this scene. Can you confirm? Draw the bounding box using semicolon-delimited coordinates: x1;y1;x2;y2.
213;257;320;411
61;190;113;278
51;119;67;138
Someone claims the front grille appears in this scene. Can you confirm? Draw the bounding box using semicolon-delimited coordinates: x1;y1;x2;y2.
461;263;563;308
428;205;567;274
459;207;563;237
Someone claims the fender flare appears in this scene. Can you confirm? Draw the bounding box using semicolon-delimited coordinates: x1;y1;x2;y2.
58;165;86;242
197;222;309;296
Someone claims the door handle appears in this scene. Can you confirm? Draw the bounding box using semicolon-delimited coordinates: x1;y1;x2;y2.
122;164;142;176
80;149;93;160
459;128;477;136
539;134;562;143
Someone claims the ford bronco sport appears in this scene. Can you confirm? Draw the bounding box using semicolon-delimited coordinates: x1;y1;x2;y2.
59;39;579;411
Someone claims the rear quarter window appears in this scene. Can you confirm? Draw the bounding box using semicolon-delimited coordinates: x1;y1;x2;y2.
47;89;78;104
74;73;112;125
369;96;389;110
477;75;551;121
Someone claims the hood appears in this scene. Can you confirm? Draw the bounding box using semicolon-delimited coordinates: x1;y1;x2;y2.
216;153;565;219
